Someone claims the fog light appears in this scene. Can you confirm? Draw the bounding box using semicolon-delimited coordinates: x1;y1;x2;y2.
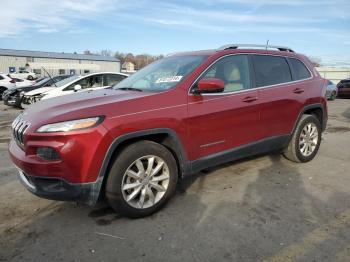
37;147;60;161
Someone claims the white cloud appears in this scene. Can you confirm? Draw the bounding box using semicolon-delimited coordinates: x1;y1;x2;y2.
0;0;120;37
1;0;349;41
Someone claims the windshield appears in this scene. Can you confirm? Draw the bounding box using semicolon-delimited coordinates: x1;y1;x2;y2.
54;75;80;87
33;77;49;86
114;55;207;91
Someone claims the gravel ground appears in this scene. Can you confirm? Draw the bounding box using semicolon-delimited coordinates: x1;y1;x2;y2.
0;99;349;262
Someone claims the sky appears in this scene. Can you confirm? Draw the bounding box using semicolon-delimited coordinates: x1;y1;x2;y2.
0;0;350;66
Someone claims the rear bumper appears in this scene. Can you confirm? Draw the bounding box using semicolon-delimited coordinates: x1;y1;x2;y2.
17;168;101;205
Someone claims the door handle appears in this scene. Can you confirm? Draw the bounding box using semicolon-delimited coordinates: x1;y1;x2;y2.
293;88;304;94
242;96;258;103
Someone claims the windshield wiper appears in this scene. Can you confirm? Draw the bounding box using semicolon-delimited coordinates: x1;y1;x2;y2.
117;87;143;92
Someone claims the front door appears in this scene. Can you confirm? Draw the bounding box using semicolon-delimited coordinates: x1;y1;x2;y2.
187;54;260;161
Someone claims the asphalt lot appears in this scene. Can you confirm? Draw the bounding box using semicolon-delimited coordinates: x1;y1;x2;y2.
0;100;350;262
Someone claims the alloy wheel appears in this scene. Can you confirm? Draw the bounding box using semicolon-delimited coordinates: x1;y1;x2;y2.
121;155;170;209
299;123;319;157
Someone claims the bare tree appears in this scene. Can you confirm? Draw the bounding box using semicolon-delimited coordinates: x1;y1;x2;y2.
99;49;113;57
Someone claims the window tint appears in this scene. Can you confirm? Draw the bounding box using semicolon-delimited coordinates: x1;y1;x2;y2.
104;74;126;86
253;55;292;87
289;58;311;80
199;55;251;93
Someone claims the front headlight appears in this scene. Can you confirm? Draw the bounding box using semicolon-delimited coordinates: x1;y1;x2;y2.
37;116;104;133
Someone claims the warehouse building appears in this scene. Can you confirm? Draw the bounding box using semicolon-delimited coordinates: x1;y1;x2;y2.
0;48;120;77
316;67;350;84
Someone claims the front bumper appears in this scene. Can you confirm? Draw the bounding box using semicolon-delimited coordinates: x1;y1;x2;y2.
17;168;102;205
4;94;21;107
8;123;109;205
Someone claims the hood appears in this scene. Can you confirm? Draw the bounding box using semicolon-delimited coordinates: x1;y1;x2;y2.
23;88;156;129
25;86;56;96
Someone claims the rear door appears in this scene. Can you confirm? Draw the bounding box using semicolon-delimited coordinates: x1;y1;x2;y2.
187;54;260;160
253;55;311;138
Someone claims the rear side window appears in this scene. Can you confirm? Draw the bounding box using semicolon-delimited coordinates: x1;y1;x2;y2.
104;74;127;86
288;58;311;80
252;55;292;87
341;80;350;88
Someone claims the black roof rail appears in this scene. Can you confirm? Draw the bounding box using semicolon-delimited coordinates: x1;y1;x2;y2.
218;44;295;53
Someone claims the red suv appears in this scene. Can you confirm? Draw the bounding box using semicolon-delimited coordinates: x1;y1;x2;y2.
9;44;327;217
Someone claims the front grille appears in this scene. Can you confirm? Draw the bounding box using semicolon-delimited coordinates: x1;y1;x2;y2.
12;114;30;147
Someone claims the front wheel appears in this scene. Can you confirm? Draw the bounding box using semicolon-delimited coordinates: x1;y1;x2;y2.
283;114;321;163
329;91;336;101
0;87;6;100
105;140;178;218
27;75;34;80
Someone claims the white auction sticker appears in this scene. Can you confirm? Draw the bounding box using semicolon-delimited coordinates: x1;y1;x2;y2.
155;76;183;83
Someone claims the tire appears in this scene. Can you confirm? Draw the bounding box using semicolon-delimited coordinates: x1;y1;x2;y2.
0;87;6;101
329;91;336;101
27;75;34;80
283;114;321;163
105;140;178;218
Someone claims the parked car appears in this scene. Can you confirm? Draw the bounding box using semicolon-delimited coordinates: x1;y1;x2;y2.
337;78;350;97
11;77;36;88
21;72;128;107
0;73;16;98
325;80;338;100
10;70;37;80
9;44;328;217
3;75;71;108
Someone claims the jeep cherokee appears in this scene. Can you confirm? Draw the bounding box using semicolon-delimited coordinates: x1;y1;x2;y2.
9;44;328;217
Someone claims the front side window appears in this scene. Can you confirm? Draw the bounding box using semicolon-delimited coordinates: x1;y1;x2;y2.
69;75;103;90
253;55;292;87
288;58;311;80
198;55;251;93
114;55;207;92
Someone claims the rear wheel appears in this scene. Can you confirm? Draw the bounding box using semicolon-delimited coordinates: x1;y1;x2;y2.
283;114;321;163
105;140;178;218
